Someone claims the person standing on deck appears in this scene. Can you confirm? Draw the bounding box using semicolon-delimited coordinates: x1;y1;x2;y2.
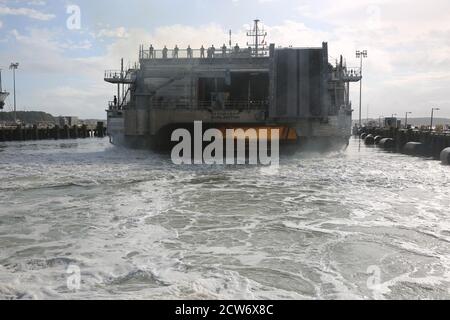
173;45;179;58
162;46;168;59
211;45;216;58
222;44;227;56
200;45;205;58
187;45;193;59
234;43;240;54
149;45;154;59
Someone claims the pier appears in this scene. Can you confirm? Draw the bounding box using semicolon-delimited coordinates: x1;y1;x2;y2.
359;127;450;164
0;122;106;142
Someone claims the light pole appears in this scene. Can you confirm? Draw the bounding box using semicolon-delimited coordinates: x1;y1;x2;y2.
356;50;368;128
9;63;19;124
405;112;412;129
430;107;440;132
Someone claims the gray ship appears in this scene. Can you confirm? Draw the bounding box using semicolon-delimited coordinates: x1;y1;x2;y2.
105;20;361;150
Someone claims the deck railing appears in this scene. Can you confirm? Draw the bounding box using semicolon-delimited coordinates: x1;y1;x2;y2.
140;48;269;60
149;99;269;110
331;68;362;82
104;69;136;83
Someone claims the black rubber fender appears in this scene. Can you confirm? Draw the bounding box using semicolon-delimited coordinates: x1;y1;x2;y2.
364;134;375;145
379;138;395;148
374;136;383;144
440;148;450;165
403;142;425;155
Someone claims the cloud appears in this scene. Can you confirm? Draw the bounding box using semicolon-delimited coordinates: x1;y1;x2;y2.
5;28;97;75
0;4;54;21
37;85;111;118
28;0;46;6
93;27;130;39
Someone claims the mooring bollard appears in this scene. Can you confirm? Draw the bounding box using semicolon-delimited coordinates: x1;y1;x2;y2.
441;148;450;165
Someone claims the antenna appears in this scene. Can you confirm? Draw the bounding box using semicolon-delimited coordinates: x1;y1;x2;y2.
0;69;2;92
246;19;267;57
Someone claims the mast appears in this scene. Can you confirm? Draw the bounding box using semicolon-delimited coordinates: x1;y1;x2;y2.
0;69;2;92
247;19;267;56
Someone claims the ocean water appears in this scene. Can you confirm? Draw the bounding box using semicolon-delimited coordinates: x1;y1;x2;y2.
0;137;449;300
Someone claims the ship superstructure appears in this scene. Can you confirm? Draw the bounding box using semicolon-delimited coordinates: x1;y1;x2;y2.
0;70;9;110
105;20;361;150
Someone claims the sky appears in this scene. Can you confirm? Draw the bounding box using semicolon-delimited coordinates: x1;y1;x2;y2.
0;0;449;119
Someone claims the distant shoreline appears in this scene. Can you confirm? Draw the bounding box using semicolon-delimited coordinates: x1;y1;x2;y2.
0;111;105;127
353;117;450;127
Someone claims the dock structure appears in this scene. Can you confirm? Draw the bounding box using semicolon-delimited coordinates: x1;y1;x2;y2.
0;122;107;142
105;20;361;150
359;127;450;163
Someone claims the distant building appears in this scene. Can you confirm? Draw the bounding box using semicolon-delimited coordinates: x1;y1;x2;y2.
79;119;106;129
366;120;378;128
58;116;79;127
385;117;401;129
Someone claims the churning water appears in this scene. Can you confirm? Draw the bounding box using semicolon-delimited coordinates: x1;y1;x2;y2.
0;137;449;300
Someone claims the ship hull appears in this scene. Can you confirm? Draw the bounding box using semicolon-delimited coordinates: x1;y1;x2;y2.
107;111;351;153
108;131;350;154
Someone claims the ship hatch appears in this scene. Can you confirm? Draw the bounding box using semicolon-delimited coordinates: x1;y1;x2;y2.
198;72;269;110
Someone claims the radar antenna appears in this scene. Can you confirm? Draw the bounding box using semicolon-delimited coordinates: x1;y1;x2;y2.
246;19;267;57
